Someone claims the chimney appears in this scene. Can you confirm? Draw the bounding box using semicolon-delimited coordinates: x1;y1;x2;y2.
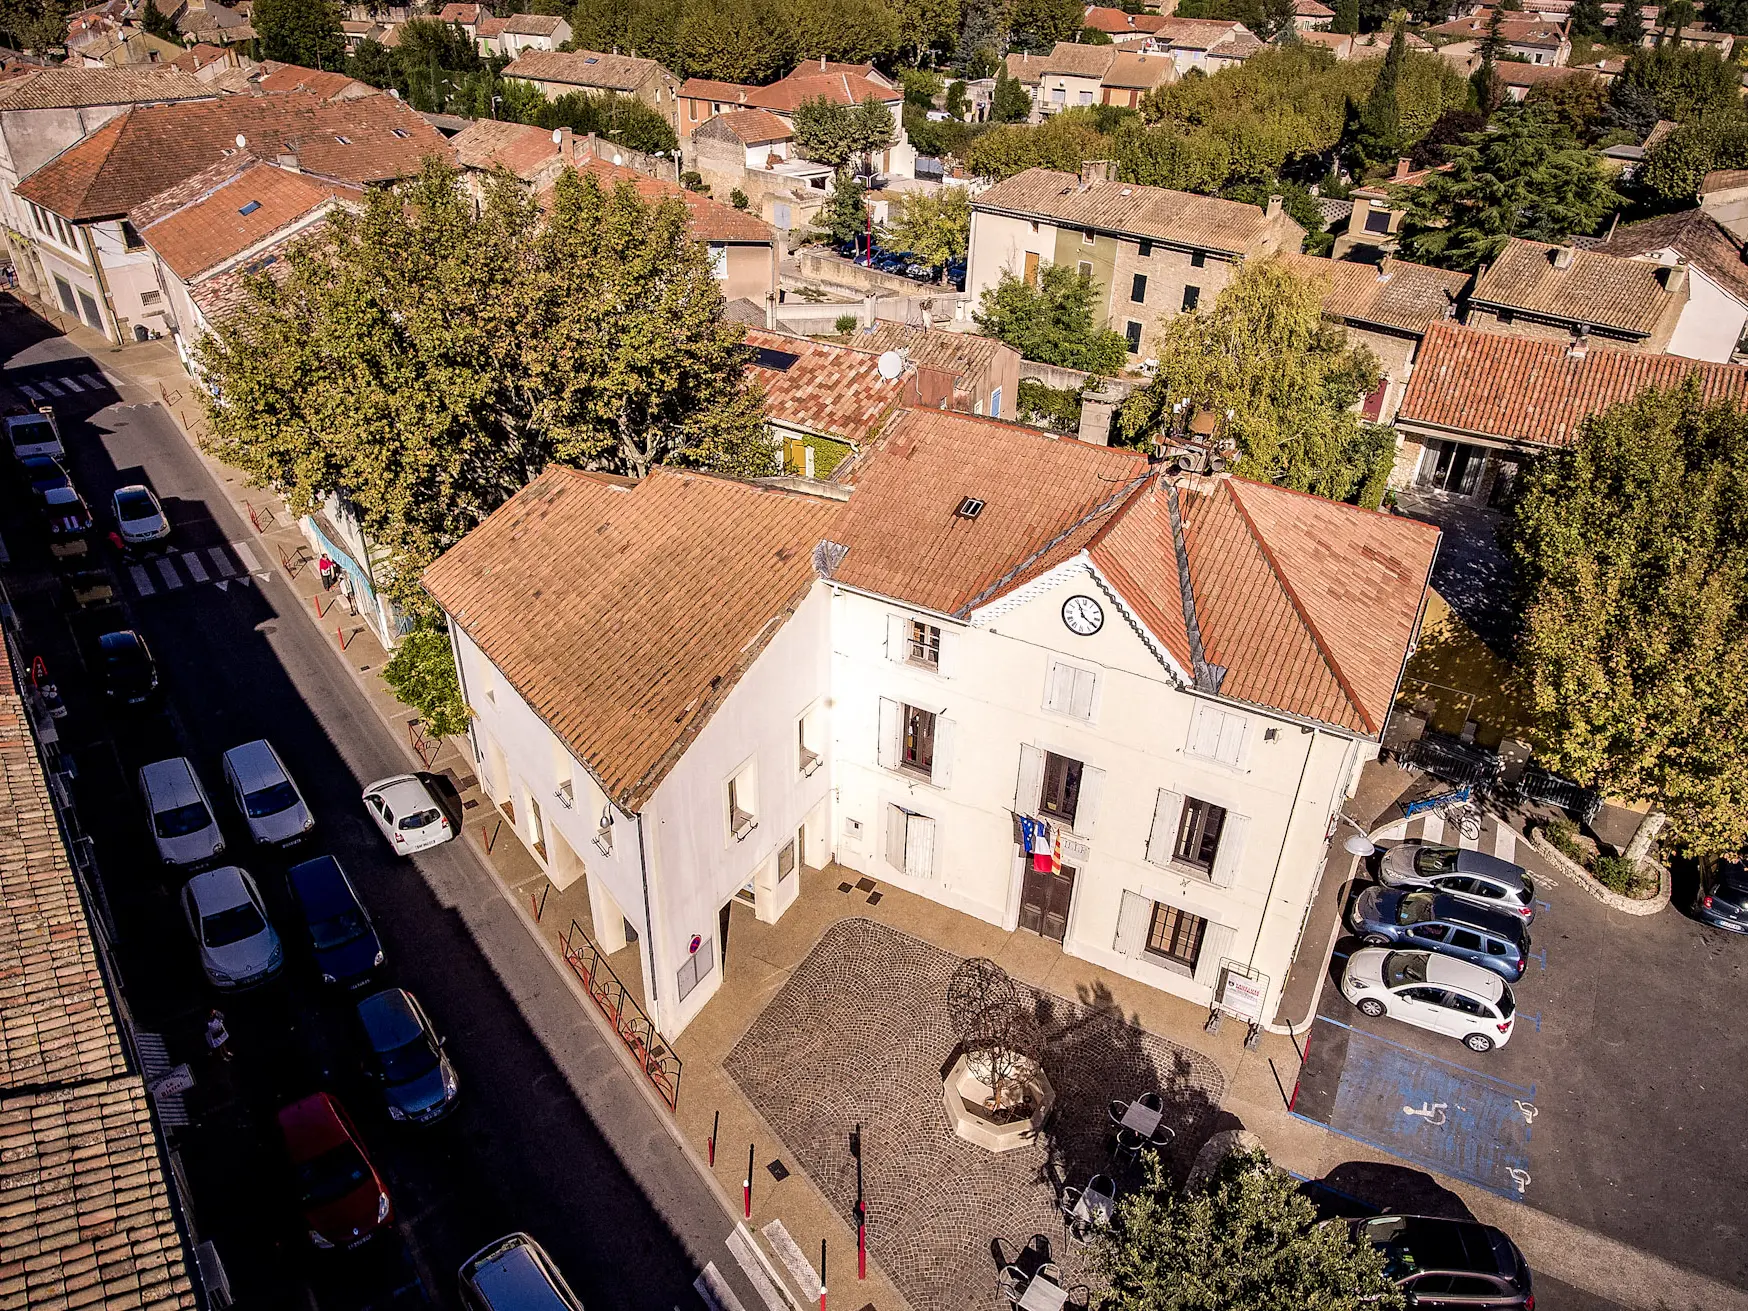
1265;193;1283;220
1662;261;1689;294
276;151;300;172
557;125;574;158
1395;156;1412;180
820;55;827;70
1552;243;1575;270
1079;159;1115;185
1567;329;1589;359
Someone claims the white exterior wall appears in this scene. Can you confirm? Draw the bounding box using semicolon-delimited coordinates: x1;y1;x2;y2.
966;209;1055;306
1041;73;1104;113
1659;261;1747;362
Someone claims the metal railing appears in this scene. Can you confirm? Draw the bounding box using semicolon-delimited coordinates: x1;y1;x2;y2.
561;920;681;1111
1403;732;1502;791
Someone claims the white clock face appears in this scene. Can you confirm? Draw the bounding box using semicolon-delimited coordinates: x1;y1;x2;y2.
1062;595;1104;636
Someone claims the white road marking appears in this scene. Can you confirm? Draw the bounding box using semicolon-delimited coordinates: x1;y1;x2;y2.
37;378;64;396
207;546;237;576
726;1226;788;1311
761;1221;819;1301
1419;814;1445;845
57;374;83;392
182;551;208;583
232;541;262;573
694;1263;749;1311
153;557;183;590
1458;821;1481;851
18;383;43;402
1493;824;1517;862
129;564;154;596
78;373;104;389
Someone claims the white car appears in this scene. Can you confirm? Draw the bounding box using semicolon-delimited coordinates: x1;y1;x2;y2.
1340;948;1516;1053
363;775;454;855
221;739;315;846
112;484;170;545
6;407;62;460
138;757;224;867
181;866;283;990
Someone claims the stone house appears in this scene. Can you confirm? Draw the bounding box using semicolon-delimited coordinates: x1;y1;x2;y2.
1461;237;1688;354
502;49;682;131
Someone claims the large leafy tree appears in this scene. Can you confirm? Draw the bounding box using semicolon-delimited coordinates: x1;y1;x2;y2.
884;187;970;275
1510;383;1748;861
792;96;896;171
1620;44;1742;122
1613;0;1646;46
253;0;346;68
1568;0;1604;38
974;261;1130;374
789;0;901;63
1396;108;1619;271
1116;258;1392;504
1094;1149;1403;1311
197;159;769;599
1008;0;1084;51
677;0;797;82
0;0;79;52
808;177;870;244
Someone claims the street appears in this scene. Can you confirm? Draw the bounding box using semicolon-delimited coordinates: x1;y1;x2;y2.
0;306;768;1311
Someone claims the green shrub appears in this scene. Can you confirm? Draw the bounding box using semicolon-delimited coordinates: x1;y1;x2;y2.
730;188;750;210
1017;378;1083;433
1542;817;1588;866
834;313;859;335
1594;855;1641;894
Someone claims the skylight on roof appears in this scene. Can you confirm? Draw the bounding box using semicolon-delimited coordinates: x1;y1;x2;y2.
751;346;801;372
392;127;409;138
335;134;351;144
238;200;260;215
955;496;985;520
584;56;599;63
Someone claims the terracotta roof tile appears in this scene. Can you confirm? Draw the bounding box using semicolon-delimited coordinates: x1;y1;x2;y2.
502;12;565;35
745;328;908;442
1152;16;1249;48
1005;52;1049;85
681;77;756;103
702;108;791;144
187;227;301;323
450;117;558;179
475;14;505;37
973;166;1293;255
1496;62;1591;87
437;3;482;23
1588;207;1748;305
538;158;775;243
423;468;842;811
1293;0;1335;14
1101;50;1175;90
1426;13;1567;44
1084;5;1169;31
742;70;899;113
854;320;1011;383
252;62;372;101
0;63;210;111
504;49;675;93
168;42;230;73
131;157;356;280
1040;40;1118;78
1470;237;1682;338
1282;252;1469;336
1398;321;1748;447
1701;168;1748;195
1297;29;1353;52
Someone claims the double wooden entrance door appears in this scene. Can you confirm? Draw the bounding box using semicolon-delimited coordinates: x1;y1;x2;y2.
1018;863;1077;943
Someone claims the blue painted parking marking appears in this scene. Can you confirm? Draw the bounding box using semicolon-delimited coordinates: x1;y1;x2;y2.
1536;900;1551;913
1529;947;1548;971
1523;1011;1542;1033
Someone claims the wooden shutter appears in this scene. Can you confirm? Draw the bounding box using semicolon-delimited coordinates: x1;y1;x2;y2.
1069;667;1098;720
1210;813;1248;888
1215;713;1248;767
886;803;908;871
886;613;910;662
1145;789;1185;867
936;627;961;678
1024;250;1040;286
1194;921;1236;988
877;698;901;769
1073;764;1105;835
1114;889;1151;957
1044;661;1075;713
1015;744;1045;814
1188;704;1224;758
931;716;955;788
905;813;936;879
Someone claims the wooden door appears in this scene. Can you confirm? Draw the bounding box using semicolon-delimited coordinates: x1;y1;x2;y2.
1018;864;1077;943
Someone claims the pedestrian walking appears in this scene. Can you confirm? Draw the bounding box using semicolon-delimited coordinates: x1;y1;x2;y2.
339;571;358;616
317;552;336;589
205;1008;232;1061
107;529;127;557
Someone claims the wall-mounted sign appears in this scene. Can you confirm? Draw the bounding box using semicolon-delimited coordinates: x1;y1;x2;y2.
689;934;703;956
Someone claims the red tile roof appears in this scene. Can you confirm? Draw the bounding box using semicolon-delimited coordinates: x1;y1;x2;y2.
436;3;482;23
253;62;373;101
450;117;559;179
502;12;566;35
186;226;302;323
423;467;842;811
504;48;675;93
745;328;909;443
0;63;210;111
1470;237;1683;339
680;77;756;103
542;157;775;243
743;70;899;113
1426;13;1568;44
131;156;356;280
1397;321;1748;448
168;41;230;73
1083;6;1168;33
703;108;792;144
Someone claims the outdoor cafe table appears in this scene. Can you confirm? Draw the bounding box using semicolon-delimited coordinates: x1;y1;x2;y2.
1071;1188;1115;1227
1119;1101;1163;1137
1018;1274;1069;1311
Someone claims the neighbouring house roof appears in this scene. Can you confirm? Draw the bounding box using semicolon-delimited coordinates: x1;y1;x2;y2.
437;2;482;23
973;166;1295;256
1702;168;1748;195
549;156;775;243
1469;236;1684;339
1397;321;1748;448
423;466;843;812
1496;62;1592;88
186;225;300;322
1350;160;1442;198
1349;28;1432;53
17;92;448;221
1588;207;1748;305
700;107;792;145
1041;40;1119;79
168;41;229;73
502;12;565;35
744;328;910;443
1293;0;1335;14
855;319;1012;383
742;70;900;113
1102;50;1175;90
1296;29;1353;53
474;14;506;37
681;76;756;103
1426;13;1568;44
252;61;374;101
450;117;561;179
1005;52;1049;85
504;48;675;93
1151;16;1249;49
0;63;210;111
1282;253;1470;337
130;155;356;280
1083;6;1168;33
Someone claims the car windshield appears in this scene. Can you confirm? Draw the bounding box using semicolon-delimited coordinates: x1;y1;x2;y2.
1517;874;1535;904
378;1034;439;1084
1396;892;1435;925
244;780;299;818
43;486;78;506
1413;847;1460;875
310;909;368;951
296;1142;371;1208
115;489;157;518
398;807;440;831
202;902;265;947
155;800;210;838
1382;952;1428;988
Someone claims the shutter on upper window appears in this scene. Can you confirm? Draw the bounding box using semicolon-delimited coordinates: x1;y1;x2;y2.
1073;764;1105;835
1188;704;1224;758
937;628;960;678
905;813;936;879
1069;666;1098;720
1215;713;1249;767
886;613;909;662
1210;813;1248;888
877;698;901;769
1044;661;1076;713
1114;889;1151;958
1194;921;1236;988
1015;744;1045;814
1145;789;1185;867
886;804;908;871
931;717;955;788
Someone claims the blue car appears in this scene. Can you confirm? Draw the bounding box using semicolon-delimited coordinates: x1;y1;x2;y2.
1348;886;1529;982
287;855;382;989
357;988;458;1124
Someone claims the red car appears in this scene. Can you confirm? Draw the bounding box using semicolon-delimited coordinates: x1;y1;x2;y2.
277;1092;393;1249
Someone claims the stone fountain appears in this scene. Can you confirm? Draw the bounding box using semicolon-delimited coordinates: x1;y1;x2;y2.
940;958;1055;1153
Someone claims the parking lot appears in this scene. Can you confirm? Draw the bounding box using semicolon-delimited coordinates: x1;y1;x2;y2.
1295;809;1748;1293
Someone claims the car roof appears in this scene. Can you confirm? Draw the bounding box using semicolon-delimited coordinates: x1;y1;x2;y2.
140;756;200;800
1428;894;1524;939
42;485;79;504
1376;1215;1509;1275
289;856;357;915
1444;848;1530;886
277;1091;350;1158
6;412;52;429
99;630;142;653
186;865;251;912
357;988;424;1050
114;483;155;499
224;739;286;790
1422;952;1507;1000
366;775;431;808
463;1234;579;1311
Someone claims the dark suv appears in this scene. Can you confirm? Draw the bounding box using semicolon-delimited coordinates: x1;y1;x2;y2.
1696;857;1748;934
1349;888;1530;982
1351;1215;1534;1308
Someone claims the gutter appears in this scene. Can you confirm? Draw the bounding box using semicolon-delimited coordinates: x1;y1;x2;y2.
635;811;660;1026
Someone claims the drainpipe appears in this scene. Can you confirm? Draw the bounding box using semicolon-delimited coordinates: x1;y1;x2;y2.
635;811;660;1030
82;221;123;344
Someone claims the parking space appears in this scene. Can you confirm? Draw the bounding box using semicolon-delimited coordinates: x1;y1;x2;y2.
1295;808;1748;1291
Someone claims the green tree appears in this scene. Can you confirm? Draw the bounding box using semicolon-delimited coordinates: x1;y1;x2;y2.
1117;259;1391;503
1660;0;1696;39
678;0;796;82
532;89;679;155
991;66;1034;121
1009;0;1083;51
898;67;946;109
1568;0;1604;39
1347;25;1406;168
1333;0;1360;34
966;114;1113;178
1706;0;1748;34
792;95;896;171
383;618;470;737
1640;117;1748;204
896;0;962;61
139;0;180;41
1078;24;1116;42
1510;382;1748;861
1619;44;1742;123
1523;72;1609;145
974;261;1130;372
0;0;79;52
347;38;399;90
253;0;345;68
884;187;970;275
1397;108;1619;270
955;0;1007;71
790;0;901;63
1612;0;1646;46
1094;1149;1404;1311
1471;5;1506;115
945;78;971;119
807;177;870;244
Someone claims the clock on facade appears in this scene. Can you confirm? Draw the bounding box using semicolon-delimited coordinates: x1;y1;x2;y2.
1062;595;1103;635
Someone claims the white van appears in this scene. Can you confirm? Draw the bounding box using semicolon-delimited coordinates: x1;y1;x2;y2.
138;757;225;867
6;407;62;460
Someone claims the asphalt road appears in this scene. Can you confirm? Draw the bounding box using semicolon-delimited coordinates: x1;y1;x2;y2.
0;309;765;1311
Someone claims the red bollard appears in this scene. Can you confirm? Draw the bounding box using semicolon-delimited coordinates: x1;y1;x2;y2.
857;1204;866;1280
708;1110;719;1166
820;1239;827;1311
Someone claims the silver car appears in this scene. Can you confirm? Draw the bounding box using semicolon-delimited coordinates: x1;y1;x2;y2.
181;865;283;990
138;757;224;867
1378;841;1537;924
221;739;315;846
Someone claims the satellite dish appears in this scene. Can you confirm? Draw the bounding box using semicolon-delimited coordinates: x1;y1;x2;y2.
876;350;904;381
551;128;562;145
611;153;623;166
235;133;247;149
1344;834;1378;857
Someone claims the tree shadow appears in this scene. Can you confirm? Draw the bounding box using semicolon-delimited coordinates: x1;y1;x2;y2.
1307;1161;1477;1223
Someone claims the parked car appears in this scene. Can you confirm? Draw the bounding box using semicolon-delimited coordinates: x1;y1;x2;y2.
6;406;62;460
288;855;383;989
1340;948;1516;1052
111;483;170;546
1349;1214;1533;1308
41;483;93;549
138;757;225;867
277;1092;393;1250
180;865;283;990
1379;842;1537;922
357;988;458;1123
362;775;453;855
21;454;72;500
95;629;158;705
1348;887;1529;982
221;739;314;846
458;1233;584;1311
1696;855;1748;933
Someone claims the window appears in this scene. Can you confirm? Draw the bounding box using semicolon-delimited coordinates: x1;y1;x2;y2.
392;127;410;139
120;221;144;249
1145;902;1208;971
1364;208;1391;234
1039;751;1083;827
908;619;941;667
1186;702;1248;766
53;276;76;315
798;715;821;776
1077;89;1093;105
900;704;936;777
334;134;352;145
726;767;757;841
1174;797;1227;871
140;289;161;306
886;804;937;878
990;385;1002;419
1078;259;1093;279
58;216;75;247
1051;86;1066;103
77;289;102;332
1422;440;1484;496
676;936;715;1001
1124;320;1142;352
1130;273;1147;303
1181;285;1201;312
1138;238;1152;257
1190;250;1206;268
1044;660;1097;720
1448;927;1484;952
1082;227;1095;245
707;242;728;279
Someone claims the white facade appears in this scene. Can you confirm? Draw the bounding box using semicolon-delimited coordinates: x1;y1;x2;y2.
965;208;1052;307
1628;248;1748;362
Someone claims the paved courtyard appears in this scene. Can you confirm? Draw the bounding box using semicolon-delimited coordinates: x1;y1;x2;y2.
724;918;1226;1311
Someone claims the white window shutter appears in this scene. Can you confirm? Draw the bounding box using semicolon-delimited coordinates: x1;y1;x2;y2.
1069;667;1098;720
1188;704;1223;758
1210;813;1248;888
886;613;909;663
1044;661;1074;713
905;813;936;879
1114;889;1151;958
931;716;955;788
1073;764;1104;835
1194;921;1236;988
877;698;900;769
1015;744;1045;814
1145;789;1185;867
886;804;908;871
937;628;960;678
1216;713;1248;767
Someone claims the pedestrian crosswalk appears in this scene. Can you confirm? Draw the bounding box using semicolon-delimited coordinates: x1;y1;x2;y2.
124;543;268;598
17;371;109;403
